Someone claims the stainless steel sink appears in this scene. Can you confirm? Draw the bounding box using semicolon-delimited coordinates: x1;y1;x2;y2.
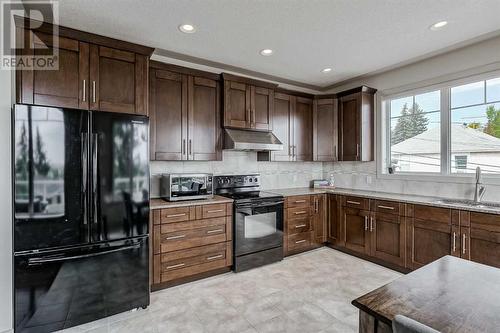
434;198;500;209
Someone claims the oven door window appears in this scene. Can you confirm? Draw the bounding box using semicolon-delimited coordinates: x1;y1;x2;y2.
235;203;283;256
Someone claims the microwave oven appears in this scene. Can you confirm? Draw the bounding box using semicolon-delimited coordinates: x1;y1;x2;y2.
160;173;213;201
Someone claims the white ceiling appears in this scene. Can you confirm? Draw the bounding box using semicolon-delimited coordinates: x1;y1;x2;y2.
57;0;500;89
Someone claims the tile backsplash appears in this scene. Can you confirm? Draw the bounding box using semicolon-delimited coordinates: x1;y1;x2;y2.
150;150;323;197
323;161;500;201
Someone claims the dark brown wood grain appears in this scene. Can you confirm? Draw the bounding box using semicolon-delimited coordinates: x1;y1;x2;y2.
343;207;371;255
327;194;343;246
312;194;327;244
468;212;500;268
224;79;250;129
370;211;406;267
293;96;313;161
353;256;500;333
313;98;338;161
271;93;293;161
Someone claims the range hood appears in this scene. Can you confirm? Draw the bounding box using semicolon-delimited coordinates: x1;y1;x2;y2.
224;128;283;151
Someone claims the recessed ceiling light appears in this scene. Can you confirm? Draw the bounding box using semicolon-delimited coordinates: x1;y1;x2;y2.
260;49;273;56
321;68;332;73
430;21;448;31
179;24;196;33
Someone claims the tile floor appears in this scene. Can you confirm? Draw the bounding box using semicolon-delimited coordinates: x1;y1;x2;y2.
59;248;402;333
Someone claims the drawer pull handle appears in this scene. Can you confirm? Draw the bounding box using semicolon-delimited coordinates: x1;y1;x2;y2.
378;205;395;210
347;200;361;205
206;209;224;213
166;263;185;269
294;211;307;215
167;213;186;218
295;239;307;244
295;224;307;228
207;229;223;234
207;254;223;261
462;233;466;255
452;232;457;252
166;235;186;240
294;200;307;203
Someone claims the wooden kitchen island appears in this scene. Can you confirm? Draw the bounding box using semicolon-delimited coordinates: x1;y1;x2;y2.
352;256;500;333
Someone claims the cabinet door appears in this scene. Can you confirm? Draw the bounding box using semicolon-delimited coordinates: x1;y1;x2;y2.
251;86;274;131
327;194;342;246
312;194;327;244
467;213;500;268
313;98;338;161
224;80;250;129
149;69;188;160
187;76;221;161
18;30;89;109
293;97;313;161
90;45;148;115
338;93;360;161
407;218;454;270
370;212;405;267
343;207;370;255
271;93;293;161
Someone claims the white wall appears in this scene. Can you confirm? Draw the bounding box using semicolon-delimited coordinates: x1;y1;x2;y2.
0;68;13;332
323;35;500;201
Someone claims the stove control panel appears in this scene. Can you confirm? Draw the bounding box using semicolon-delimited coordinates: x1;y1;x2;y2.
214;174;260;189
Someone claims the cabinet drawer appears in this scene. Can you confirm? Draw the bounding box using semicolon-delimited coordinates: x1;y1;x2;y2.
157;243;229;283
199;203;227;219
343;196;369;210
288;217;311;234
161;206;194;223
287;206;311;220
160;220;228;252
413;205;451;224
287;195;311;209
372;200;401;215
287;232;312;251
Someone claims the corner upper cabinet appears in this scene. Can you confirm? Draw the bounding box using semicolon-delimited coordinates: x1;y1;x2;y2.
313;96;338;161
338;86;376;161
89;45;149;115
150;62;221;161
222;73;276;131
293;96;313;161
15;18;153;115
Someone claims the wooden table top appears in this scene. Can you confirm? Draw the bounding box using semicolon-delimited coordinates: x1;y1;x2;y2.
352;256;500;333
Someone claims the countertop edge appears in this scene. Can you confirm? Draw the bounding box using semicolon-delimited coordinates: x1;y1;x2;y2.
150;195;233;210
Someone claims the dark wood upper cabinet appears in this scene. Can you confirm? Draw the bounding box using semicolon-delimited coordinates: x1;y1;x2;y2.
149;62;221;161
271;93;293;161
222;74;277;131
149;68;188;161
188;76;221;161
90;45;148;115
15;19;153;115
293;97;313;161
313;97;338;161
338;86;376;161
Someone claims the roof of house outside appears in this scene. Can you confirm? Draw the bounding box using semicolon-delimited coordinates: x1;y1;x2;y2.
392;124;500;155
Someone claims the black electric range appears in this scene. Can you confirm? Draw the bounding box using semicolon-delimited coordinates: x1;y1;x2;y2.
214;174;284;272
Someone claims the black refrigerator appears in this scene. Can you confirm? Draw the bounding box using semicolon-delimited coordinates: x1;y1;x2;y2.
13;104;150;333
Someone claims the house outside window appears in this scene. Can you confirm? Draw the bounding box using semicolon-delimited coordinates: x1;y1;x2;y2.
382;72;500;178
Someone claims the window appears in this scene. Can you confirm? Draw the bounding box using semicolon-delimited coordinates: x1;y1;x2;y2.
382;72;500;177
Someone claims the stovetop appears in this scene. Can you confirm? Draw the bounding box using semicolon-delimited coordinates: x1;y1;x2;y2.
218;190;283;202
213;174;283;202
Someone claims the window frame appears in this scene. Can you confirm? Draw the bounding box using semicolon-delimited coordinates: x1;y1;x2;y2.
378;69;500;185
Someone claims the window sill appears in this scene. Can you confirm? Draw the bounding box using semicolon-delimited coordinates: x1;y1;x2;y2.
377;172;500;186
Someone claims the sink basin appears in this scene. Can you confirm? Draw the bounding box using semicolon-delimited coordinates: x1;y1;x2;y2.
434;198;500;209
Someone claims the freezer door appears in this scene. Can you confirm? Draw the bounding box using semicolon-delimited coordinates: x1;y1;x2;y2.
13;104;90;252
91;112;149;242
14;237;149;333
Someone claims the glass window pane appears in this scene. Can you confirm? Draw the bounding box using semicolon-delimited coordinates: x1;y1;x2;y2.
451;81;484;108
451;103;500;173
390;96;412;118
390;109;440;173
486;77;500;103
415;90;440;112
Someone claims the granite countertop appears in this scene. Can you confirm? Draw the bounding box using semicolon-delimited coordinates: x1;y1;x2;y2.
267;187;500;215
150;195;233;210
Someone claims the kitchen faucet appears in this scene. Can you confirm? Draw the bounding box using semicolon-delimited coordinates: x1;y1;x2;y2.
473;166;486;203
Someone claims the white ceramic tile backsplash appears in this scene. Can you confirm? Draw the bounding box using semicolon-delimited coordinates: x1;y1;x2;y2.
150;151;323;197
323;161;500;201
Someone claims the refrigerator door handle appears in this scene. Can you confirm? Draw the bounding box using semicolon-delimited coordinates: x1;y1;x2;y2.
81;133;89;225
92;133;98;224
27;243;141;266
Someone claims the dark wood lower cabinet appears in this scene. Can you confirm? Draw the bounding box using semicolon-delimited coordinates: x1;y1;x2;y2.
468;212;500;268
312;194;326;244
370;212;405;267
327;194;342;246
343;207;370;255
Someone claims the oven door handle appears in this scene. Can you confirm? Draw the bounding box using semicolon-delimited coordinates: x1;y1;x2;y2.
236;201;284;209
